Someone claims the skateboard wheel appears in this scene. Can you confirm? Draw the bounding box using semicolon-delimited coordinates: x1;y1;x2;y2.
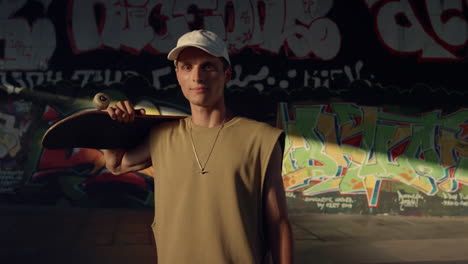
93;93;111;110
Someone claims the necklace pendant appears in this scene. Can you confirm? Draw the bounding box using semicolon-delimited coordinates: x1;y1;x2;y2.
189;117;225;177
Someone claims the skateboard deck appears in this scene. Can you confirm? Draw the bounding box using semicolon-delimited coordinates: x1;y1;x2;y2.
42;110;185;149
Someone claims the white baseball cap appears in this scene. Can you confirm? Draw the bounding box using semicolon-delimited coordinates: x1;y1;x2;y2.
167;30;230;65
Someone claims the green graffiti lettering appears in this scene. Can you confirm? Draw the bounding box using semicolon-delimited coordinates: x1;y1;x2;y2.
280;103;468;207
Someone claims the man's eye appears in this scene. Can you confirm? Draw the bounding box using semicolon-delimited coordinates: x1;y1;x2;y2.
204;64;215;71
181;65;191;71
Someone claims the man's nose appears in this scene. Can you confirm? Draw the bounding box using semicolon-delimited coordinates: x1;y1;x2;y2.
192;66;204;83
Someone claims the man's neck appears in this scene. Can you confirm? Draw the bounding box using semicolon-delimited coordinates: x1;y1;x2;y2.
190;103;228;128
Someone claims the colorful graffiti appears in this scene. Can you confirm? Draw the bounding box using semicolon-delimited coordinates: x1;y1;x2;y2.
0;98;34;193
278;103;468;207
32;146;154;206
0;0;466;214
0;87;188;206
27;97;186;206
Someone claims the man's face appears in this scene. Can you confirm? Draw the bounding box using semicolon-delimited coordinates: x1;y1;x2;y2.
175;47;231;108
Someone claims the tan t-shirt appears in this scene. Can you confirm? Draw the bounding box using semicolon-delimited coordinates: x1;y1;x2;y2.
149;116;283;264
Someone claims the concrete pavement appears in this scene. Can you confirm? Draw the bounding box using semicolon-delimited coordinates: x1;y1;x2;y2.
290;213;468;263
1;206;468;264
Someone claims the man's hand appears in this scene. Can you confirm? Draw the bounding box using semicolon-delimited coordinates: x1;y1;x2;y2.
106;100;146;123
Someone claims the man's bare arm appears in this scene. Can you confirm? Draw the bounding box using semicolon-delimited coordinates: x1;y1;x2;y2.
103;140;152;175
264;141;294;264
102;100;152;175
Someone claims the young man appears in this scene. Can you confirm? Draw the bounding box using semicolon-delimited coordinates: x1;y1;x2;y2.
103;30;293;264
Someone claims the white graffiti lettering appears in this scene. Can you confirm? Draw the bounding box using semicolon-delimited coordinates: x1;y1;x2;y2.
368;0;466;60
67;0;341;60
304;195;355;210
426;0;467;47
0;0;56;70
0;170;23;194
285;0;339;59
441;192;468;207
230;65;270;91
12;100;32;113
0;59;370;91
305;60;366;88
71;69;137;87
0;71;63;90
397;190;425;211
152;66;172;90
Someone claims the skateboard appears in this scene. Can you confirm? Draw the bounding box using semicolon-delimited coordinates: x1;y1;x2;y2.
42;93;185;149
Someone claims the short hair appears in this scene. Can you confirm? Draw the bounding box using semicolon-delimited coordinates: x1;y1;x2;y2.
175;57;231;71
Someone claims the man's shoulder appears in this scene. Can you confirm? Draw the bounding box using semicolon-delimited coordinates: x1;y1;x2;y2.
160;117;186;129
150;116;187;136
235;116;282;133
233;117;283;148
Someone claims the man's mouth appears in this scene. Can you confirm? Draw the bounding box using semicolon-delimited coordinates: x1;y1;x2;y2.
191;86;207;92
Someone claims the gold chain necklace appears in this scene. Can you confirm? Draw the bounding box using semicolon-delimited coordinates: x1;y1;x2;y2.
189;117;225;174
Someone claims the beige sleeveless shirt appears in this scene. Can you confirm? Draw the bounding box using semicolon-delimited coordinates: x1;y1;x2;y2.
149;116;283;264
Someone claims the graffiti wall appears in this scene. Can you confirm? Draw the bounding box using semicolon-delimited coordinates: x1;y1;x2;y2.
0;0;466;215
278;103;468;215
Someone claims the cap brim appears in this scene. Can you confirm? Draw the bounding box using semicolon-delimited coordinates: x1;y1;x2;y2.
167;44;223;61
